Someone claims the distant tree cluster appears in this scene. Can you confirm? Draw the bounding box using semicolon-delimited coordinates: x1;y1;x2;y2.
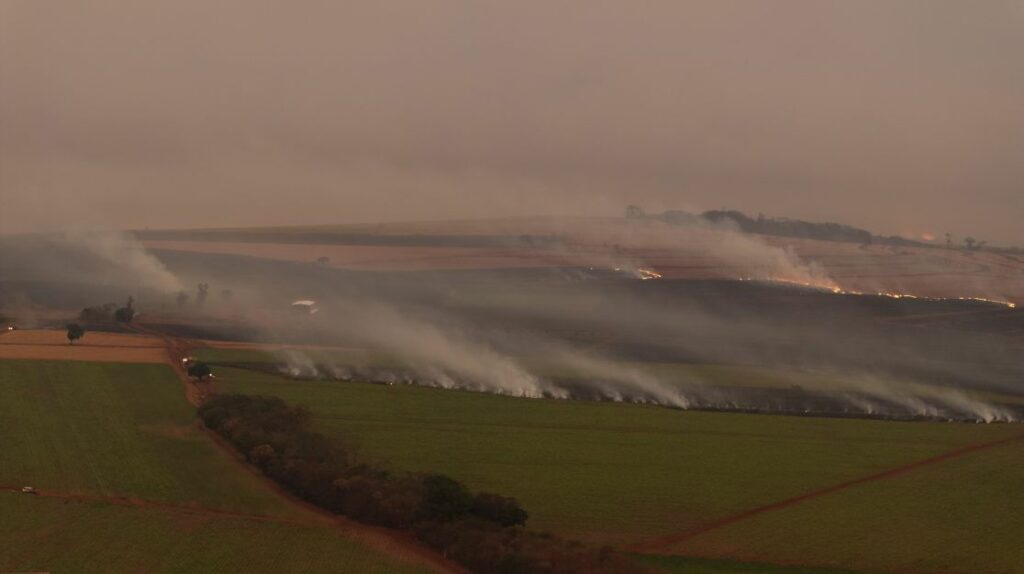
698;210;874;244
634;206;1019;253
199;395;642;574
962;236;987;251
114;296;135;323
79;302;118;322
78;296;135;324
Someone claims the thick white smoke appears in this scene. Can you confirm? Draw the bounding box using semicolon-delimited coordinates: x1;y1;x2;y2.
307;301;550;398
552;217;839;289
62;230;183;293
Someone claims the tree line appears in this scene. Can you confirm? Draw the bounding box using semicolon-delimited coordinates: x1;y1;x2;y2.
198;394;645;574
79;296;135;324
626;206;1020;253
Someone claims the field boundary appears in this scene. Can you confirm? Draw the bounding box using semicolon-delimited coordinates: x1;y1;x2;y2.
632;429;1024;553
127;321;465;574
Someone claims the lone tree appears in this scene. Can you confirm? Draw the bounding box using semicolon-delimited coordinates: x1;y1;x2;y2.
176;291;189;306
66;323;85;345
187;361;213;381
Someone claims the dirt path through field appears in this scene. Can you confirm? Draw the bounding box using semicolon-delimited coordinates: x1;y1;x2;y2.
127;321;464;574
632;429;1024;553
124;322;211;405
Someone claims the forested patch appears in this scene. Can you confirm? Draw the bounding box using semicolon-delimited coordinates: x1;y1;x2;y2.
199;394;644;573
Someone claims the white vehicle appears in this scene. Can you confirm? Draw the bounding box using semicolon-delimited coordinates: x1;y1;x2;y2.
290;300;319;315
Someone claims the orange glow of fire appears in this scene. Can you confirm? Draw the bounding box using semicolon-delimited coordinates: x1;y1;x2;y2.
740;277;1016;309
638;268;663;280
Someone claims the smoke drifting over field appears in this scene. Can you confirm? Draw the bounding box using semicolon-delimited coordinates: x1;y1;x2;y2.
266;289;1021;422
3;1;1022;431
63;230;184;293
231;225;1022;422
0;231;183;310
2;220;1021;423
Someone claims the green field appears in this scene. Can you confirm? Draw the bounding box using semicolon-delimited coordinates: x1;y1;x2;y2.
196;347;1024;409
0;359;435;574
198;347;819;386
635;555;857;574
212;365;1023;573
7;357;1020;573
667;439;1024;573
0;360;301;515
0;494;431;574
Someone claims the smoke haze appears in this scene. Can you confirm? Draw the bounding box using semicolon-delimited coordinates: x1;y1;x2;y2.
2;1;1021;422
2;1;1023;243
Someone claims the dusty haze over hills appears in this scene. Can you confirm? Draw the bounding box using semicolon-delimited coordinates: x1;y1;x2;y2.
1;1;1022;244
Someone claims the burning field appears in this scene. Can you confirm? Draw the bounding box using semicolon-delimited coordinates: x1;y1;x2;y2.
136;217;1024;305
3;218;1023;423
2;219;1024;574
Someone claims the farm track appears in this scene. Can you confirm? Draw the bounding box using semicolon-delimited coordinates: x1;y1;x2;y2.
127;321;466;574
125;322;211;406
631;429;1024;553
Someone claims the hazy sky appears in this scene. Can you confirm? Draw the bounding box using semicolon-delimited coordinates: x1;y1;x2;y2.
2;1;1022;243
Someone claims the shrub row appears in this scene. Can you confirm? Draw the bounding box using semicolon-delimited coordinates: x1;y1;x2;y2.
198;394;644;574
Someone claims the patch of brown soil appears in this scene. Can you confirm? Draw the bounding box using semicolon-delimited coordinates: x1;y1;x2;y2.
0;329;168;363
0;329;164;347
0;343;167;363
